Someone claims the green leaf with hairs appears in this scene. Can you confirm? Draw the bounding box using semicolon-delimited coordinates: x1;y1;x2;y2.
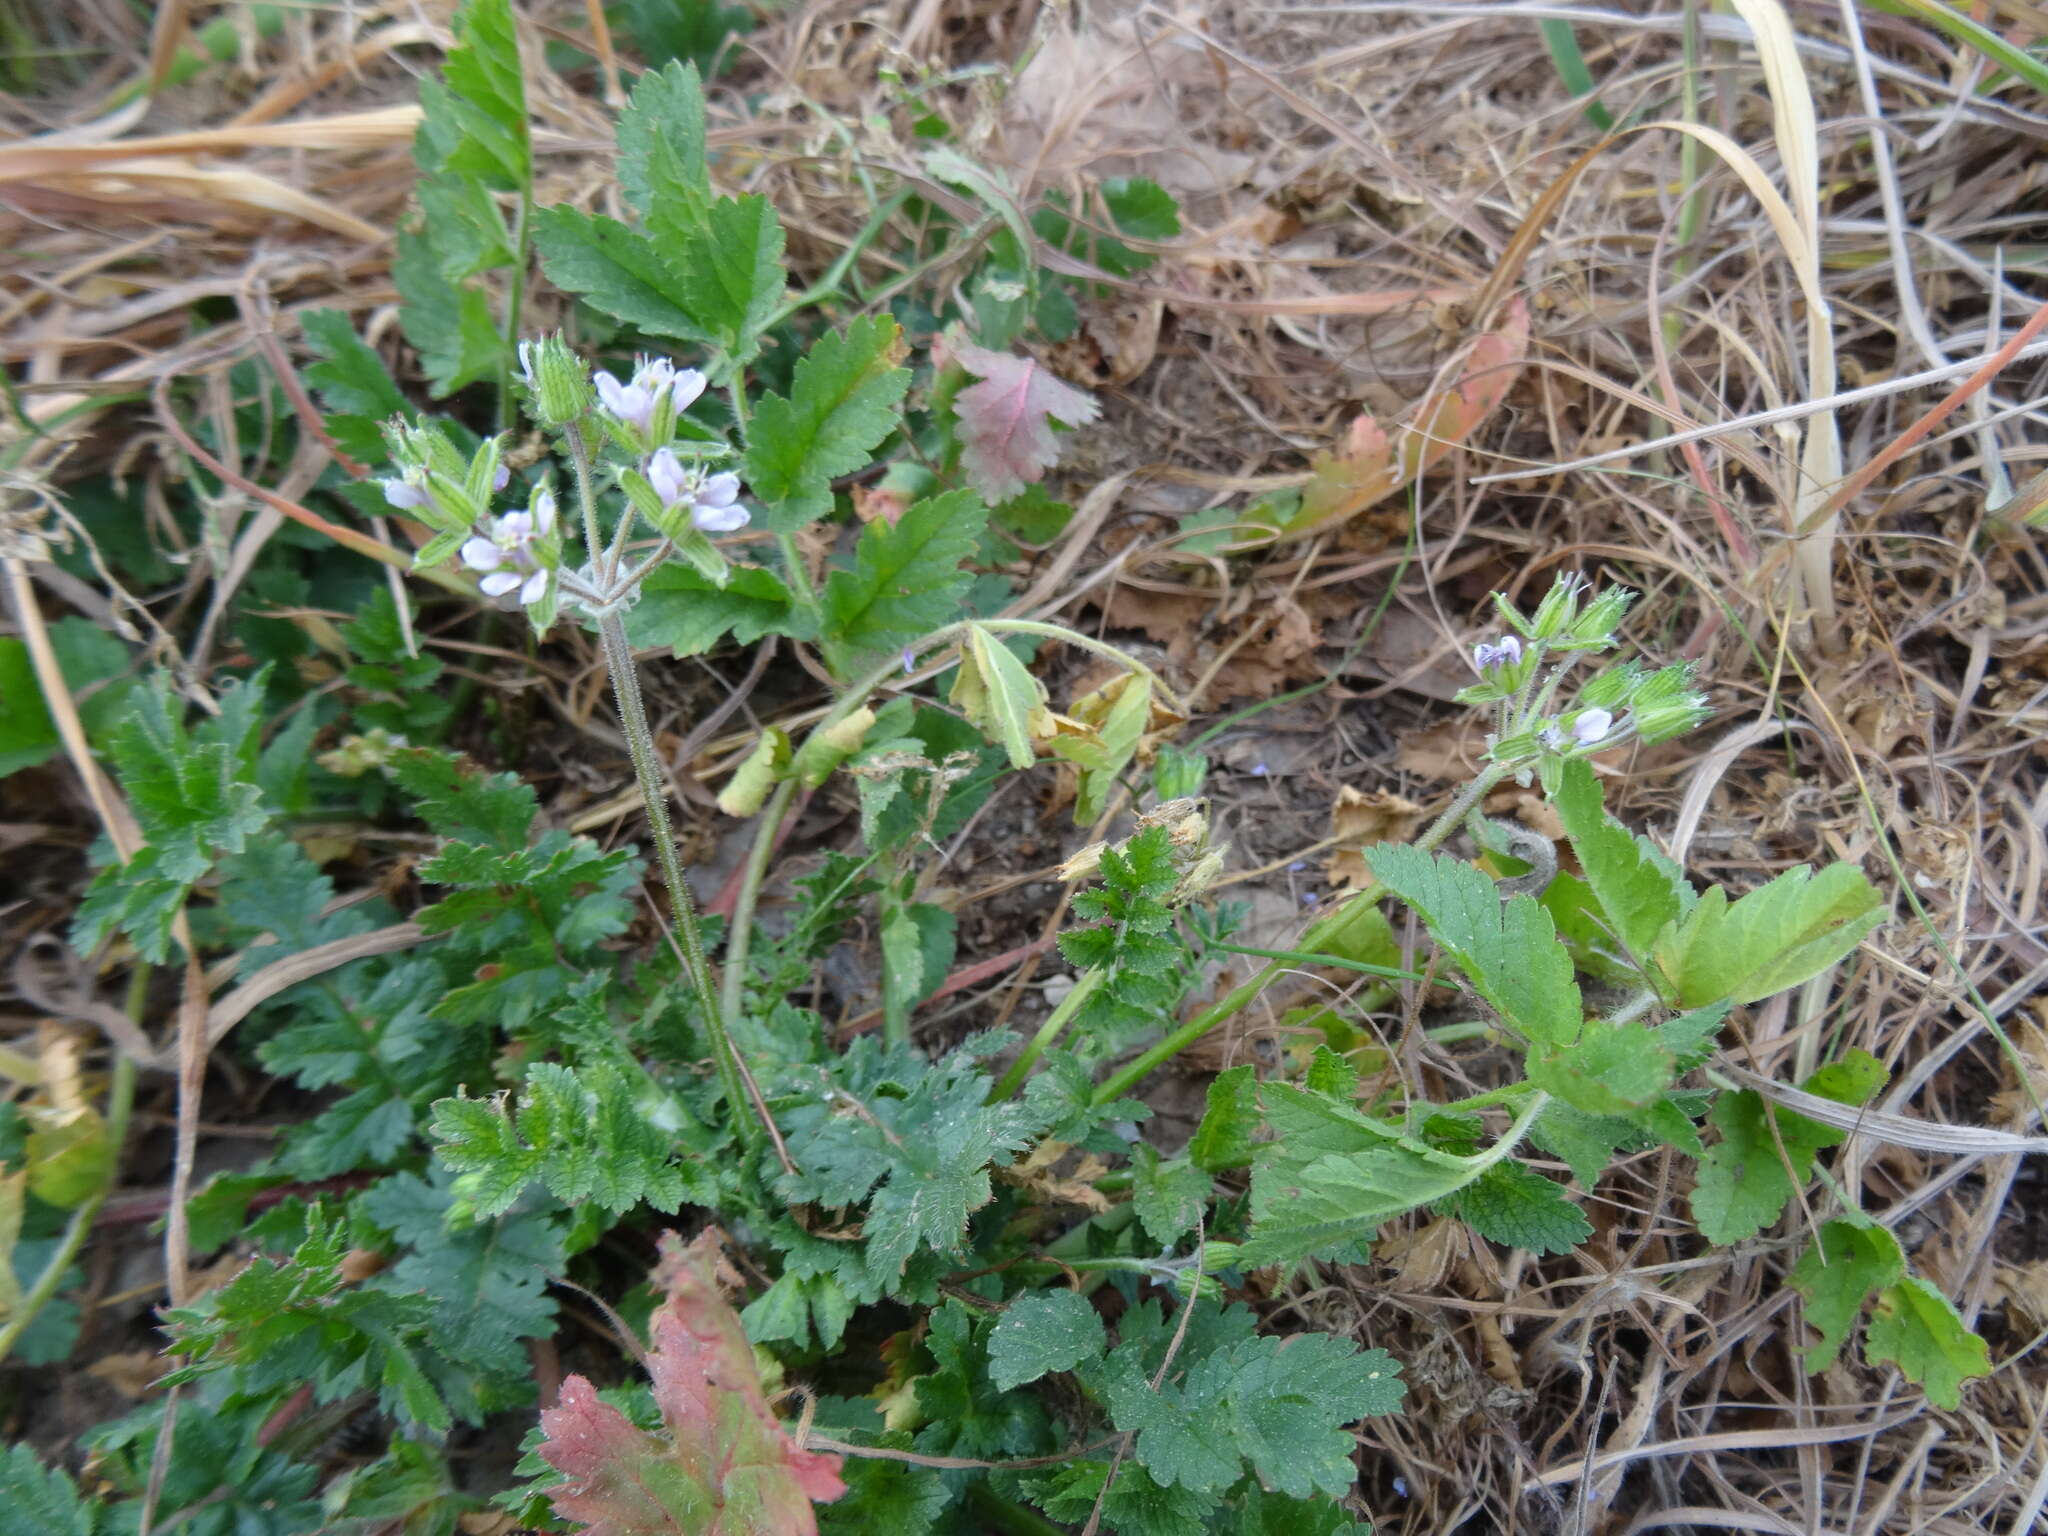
822;491;987;662
1788;1217;1904;1370
1866;1276;1991;1408
1551;757;1694;961
1368;843;1584;1045
742;315;911;533
1651;863;1885;1007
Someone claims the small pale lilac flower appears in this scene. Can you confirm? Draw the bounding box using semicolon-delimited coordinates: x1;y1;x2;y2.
1547;707;1617;751
901;648;917;675
493;461;511;492
593;356;707;434
1571;707;1615;746
516;339;540;388
689;471;748;533
645;446;689;506
646;449;751;534
461;489;556;605
381;471;428;511
1473;635;1523;672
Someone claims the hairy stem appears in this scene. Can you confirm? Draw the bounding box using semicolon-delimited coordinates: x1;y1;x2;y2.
1090;761;1514;1105
597;611;754;1144
988;966;1106;1102
497;183;535;435
563;423;608;586
720;777;798;1033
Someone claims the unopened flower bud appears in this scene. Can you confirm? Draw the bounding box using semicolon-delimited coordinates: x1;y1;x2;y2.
518;334;593;427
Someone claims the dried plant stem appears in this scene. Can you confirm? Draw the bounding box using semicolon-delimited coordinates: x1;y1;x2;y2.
1090;762;1514;1106
596;611;753;1145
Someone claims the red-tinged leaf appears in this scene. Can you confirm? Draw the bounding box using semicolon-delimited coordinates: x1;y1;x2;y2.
1273;298;1530;541
951;342;1101;504
537;1230;845;1536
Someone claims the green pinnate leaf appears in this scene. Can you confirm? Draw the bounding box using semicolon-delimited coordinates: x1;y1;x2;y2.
1189;1065;1259;1173
394;230;506;395
431;1062;717;1218
1104;1330;1404;1499
1788;1218;1905;1370
1367;843;1584;1045
299;309;411;461
532;207;705;340
1437;1161;1592;1255
1550;757;1694;960
776;1040;1049;1297
616;60;709;221
1526;1017;1675;1117
109;670;270;881
417;0;530;189
161;1202;450;1430
671;193;785;356
1130;1147;1212;1247
4;1443;101;1536
914;1299;1056;1459
742;315;912;533
1242;1083;1502;1266
988;1289;1107;1391
627;564;808;656
1865;1276;1991;1409
821;489;987;659
389;747;536;848
1689;1088;1846;1244
1022;1460;1219;1536
1652;862;1885;1007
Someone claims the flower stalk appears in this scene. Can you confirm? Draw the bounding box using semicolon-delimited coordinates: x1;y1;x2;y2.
597;610;754;1147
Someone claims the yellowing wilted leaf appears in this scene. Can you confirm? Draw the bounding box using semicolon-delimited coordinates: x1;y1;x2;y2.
1268;298;1530;542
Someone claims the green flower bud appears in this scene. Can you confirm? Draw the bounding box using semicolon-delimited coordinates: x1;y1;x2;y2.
1525;574;1587;640
516;334;592;427
1560;586;1636;649
1577;661;1642;711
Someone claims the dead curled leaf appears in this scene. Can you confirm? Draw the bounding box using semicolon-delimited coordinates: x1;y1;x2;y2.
1266;297;1531;543
1324;785;1425;891
537;1229;846;1536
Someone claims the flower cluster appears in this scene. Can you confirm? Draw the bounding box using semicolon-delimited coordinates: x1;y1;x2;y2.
1455;575;1711;772
462;489;557;605
378;340;754;631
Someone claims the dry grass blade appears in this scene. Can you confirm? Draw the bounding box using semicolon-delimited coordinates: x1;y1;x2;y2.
1728;0;1841;642
1718;1065;2048;1155
204;923;436;1052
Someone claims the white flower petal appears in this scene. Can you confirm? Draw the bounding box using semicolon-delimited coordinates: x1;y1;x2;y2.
646;447;687;505
693;500;751;533
698;471;741;506
460;537;501;572
479;570;523;596
670;368;708;412
382;479;425;511
520;570;548;605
